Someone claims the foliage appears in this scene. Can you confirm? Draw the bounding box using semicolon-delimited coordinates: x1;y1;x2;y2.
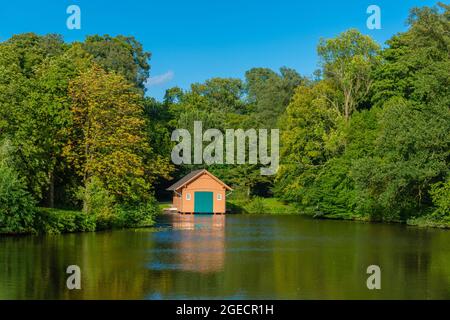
115;201;160;228
245;197;268;214
352;99;449;221
276;3;450;225
318;29;381;121
82;35;151;90
66;65;171;204
33;208;96;234
0;140;37;234
228;197;299;215
275;80;342;203
245;67;304;127
1;2;449;233
430;178;450;221
0;33;170;234
76;176;116;229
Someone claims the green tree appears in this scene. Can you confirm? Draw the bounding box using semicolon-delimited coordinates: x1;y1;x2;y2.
3;33;66;78
245;67;303;127
430;178;450;220
66;65;170;205
275;81;342;204
0;140;36;234
352;98;449;221
318;29;380;121
353;3;450;220
82;35;151;90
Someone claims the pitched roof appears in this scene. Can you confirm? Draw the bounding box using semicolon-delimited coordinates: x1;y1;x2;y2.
166;169;232;191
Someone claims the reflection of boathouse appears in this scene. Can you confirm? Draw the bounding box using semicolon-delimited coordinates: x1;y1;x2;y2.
174;215;225;272
167;169;232;214
171;215;226;273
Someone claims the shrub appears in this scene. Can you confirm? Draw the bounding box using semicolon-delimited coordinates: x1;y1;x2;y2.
75;177;159;230
0;140;37;234
226;200;246;214
430;179;450;221
76;177;116;229
246;197;268;214
34;208;96;234
115;200;160;228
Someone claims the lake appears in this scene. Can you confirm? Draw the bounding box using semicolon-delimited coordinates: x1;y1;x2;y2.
1;214;449;299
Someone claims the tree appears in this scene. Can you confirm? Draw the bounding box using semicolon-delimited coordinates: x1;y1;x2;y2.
0;139;36;234
0;41;91;206
143;97;175;199
318;29;380;121
82;35;151;90
191;78;246;115
66;65;170;205
353;3;450;220
245;67;303;127
275;81;342;204
0;34;74;204
3;33;66;78
430;177;450;221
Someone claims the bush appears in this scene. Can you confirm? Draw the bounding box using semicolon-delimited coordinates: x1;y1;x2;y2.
76;177;116;229
246;197;268;214
226;200;246;214
115;200;160;228
76;177;159;229
430;179;450;221
0;140;37;234
34;208;96;234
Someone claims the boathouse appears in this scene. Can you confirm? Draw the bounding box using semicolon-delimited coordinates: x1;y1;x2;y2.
166;169;232;214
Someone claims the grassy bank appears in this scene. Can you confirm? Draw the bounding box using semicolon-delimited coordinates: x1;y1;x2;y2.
226;198;450;229
407;215;450;229
305;207;450;229
313;209;450;229
158;202;172;211
227;197;300;215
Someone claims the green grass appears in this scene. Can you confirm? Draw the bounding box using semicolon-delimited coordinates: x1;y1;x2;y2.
407;215;450;229
227;197;300;215
158;201;171;210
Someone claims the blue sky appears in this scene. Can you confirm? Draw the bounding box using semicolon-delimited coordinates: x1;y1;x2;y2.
0;0;438;100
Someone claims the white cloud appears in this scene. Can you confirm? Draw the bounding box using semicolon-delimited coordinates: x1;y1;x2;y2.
145;70;174;87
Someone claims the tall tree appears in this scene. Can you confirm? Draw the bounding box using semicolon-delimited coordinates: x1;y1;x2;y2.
0;34;75;204
82;35;151;90
275;80;341;203
318;29;380;121
245;67;303;127
66;65;170;205
353;3;450;220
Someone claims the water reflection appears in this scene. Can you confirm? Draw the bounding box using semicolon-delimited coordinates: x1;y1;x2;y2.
1;215;450;299
149;215;226;273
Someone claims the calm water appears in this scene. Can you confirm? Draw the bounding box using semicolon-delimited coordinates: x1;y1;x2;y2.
1;214;450;299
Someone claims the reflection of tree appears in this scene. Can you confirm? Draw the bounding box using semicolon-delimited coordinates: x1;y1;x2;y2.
1;216;450;299
0;232;160;299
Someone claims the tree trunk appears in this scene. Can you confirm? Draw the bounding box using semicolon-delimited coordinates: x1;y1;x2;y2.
49;171;55;208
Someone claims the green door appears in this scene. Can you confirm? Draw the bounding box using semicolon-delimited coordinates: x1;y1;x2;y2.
194;192;214;213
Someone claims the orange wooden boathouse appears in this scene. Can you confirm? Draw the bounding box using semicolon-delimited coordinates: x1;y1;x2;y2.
166;169;232;214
